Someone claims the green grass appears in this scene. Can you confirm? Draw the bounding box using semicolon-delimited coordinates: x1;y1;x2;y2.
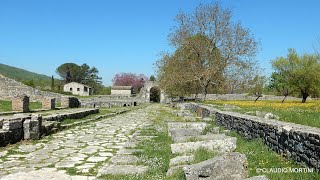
0;100;41;112
192;147;216;164
30;102;42;110
0;100;12;112
205;100;320;128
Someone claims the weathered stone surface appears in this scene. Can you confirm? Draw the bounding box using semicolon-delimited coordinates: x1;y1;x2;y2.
42;98;55;110
0;168;96;180
12;95;29;113
0;130;10;147
23;114;42;140
169;155;194;167
171;138;237;154
166;165;185;176
55;160;79;168
0;105;156;177
173;134;227;143
117;148;144;155
61;96;80;108
110;155;139;164
245;175;269;180
168;122;207;131
170;128;203;140
97;164;148;176
183;102;320;171
2;118;23;131
183;152;248;180
86;156;108;162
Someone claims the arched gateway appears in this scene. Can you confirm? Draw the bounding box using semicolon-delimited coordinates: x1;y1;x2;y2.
139;81;167;103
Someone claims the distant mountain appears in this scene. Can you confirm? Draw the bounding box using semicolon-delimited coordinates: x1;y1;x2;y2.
0;63;57;89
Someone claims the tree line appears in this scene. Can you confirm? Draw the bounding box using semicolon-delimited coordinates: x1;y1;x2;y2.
155;2;320;103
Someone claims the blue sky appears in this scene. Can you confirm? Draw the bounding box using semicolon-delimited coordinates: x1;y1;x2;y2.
0;0;319;85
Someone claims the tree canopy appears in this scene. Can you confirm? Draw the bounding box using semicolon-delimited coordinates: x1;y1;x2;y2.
56;63;103;94
271;49;320;103
112;73;148;93
156;2;258;99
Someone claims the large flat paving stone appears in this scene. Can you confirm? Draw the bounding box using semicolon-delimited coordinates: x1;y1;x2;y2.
173;134;227;143
168;122;207;130
110;155;139;164
183;152;248;180
169;155;194;167
170;128;203;140
0;168;95;180
171;137;237;154
97;164;148;176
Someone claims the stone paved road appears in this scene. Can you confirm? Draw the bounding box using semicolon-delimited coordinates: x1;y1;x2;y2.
0;105;155;179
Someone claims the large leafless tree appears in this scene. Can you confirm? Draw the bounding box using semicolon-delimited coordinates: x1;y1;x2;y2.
157;2;259;99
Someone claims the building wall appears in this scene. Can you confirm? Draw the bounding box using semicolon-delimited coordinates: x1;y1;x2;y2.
111;89;131;96
63;83;90;96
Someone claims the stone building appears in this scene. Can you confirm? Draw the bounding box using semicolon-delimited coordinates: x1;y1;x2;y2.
111;86;132;96
63;82;92;96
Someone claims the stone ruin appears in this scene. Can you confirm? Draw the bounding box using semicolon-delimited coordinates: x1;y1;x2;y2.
182;102;320;173
42;98;55;110
11;95;29;113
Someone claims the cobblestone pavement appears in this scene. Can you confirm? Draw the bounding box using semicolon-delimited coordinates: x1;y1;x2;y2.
0;105;156;179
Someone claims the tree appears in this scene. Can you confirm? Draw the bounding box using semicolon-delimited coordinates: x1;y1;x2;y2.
269;72;292;102
112;73;148;93
224;63;260;94
248;75;266;102
157;2;258;99
56;63;103;94
51;75;55;91
23;79;35;88
149;75;156;81
272;49;320;103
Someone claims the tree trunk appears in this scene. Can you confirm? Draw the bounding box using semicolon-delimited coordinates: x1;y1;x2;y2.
281;95;287;103
203;85;208;101
301;92;309;103
254;93;262;102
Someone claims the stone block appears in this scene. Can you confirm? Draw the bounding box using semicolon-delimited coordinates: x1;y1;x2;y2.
42;98;55;110
171;137;237;154
169;155;194;167
24;114;42;140
173;134;227;143
170;128;203;140
61;96;80;108
2;118;23;131
183;152;248;180
97;165;148;176
12;95;29;112
0;130;10;147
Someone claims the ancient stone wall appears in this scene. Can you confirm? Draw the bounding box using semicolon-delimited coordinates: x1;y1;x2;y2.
188;94;303;101
182;103;320;171
79;96;139;108
61;97;80;108
0;108;99;147
42;98;55;110
0;74;63;102
12;95;30;112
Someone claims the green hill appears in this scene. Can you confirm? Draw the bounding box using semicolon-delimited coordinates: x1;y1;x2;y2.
0;63;58;89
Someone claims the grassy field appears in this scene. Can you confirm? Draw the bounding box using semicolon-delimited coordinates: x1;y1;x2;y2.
0;100;12;112
205;100;320;128
0;100;42;112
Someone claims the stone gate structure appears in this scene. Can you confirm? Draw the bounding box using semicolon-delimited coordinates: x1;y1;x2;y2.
138;81;168;103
